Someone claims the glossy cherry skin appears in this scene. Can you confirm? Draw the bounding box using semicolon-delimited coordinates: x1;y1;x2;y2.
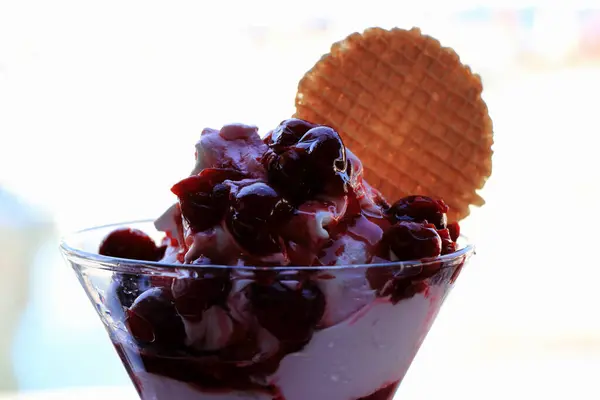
99;228;162;261
125;287;185;349
248;279;325;344
171;168;245;233
226;182;293;255
385;195;449;230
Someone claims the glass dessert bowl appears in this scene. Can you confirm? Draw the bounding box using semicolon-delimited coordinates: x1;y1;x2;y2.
60;220;473;400
58;21;497;399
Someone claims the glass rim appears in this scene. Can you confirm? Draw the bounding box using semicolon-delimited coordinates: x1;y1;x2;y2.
59;219;475;273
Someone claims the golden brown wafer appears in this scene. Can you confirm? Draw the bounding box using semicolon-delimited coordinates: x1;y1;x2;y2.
295;27;493;222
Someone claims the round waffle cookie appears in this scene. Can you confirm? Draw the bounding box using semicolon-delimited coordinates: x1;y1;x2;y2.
295;27;493;222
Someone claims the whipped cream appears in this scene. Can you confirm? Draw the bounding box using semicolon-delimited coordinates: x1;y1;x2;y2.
122;286;447;400
191;125;267;178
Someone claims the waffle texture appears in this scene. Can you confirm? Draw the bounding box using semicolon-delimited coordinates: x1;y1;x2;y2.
295;27;493;221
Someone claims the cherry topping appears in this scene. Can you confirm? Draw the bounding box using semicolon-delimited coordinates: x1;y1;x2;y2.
106;275;150;322
112;274;151;308
388;278;429;304
262;130;273;145
366;264;432;303
171;268;232;321
226;182;293;255
448;221;460;242
384;221;442;261
262;125;349;202
99;228;162;261
248;279;325;344
268;118;316;149
296;126;348;173
171;168;245;233
125;287;185;348
385;196;449;230
437;228;457;255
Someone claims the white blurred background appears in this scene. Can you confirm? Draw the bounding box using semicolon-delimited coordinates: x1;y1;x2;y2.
1;1;599;399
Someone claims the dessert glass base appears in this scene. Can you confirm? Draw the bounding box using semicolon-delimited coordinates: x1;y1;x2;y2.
60;221;473;400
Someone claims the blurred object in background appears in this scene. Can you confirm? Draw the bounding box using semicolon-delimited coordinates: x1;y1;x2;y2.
0;188;55;392
510;6;600;69
578;8;600;60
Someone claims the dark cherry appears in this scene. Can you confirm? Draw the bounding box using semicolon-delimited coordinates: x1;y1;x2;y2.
268;118;316;149
367;258;435;303
248;280;325;344
385;195;449;229
262;130;273;145
171;268;232;321
113;274;151;308
366;265;431;304
388;277;429;304
263;125;349;202
296;126;347;174
226;182;293;255
384;221;442;261
171;168;246;233
438;228;457;255
155;245;167;260
261;149;308;201
106;276;149;322
99;228;161;261
125;287;185;348
448;221;460;242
